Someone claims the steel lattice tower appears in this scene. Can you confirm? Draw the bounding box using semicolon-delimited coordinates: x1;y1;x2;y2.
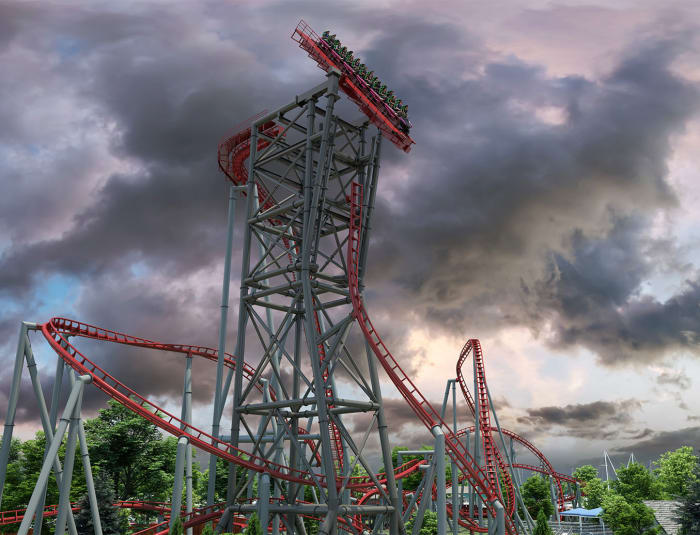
218;70;400;535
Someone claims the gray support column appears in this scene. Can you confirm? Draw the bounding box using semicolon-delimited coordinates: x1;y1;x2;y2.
55;377;83;535
25;340;77;535
35;352;66;535
66;370;102;535
227;128;258;525
366;341;402;535
411;462;436;535
170;436;189;531
575;482;581;509
18;376;89;535
432;427;447;535
451;381;458;535
181;354;194;535
397;451;403;508
302;77;340;535
209;184;239;506
251;184;285;535
549;476;560;524
259;473;271;535
489;499;504;535
77;418;102;535
0;322;29;506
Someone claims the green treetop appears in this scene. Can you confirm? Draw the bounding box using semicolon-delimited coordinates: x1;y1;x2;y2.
601;493;659;535
533;509;553;535
582;477;608;509
655;446;699;499
611;462;664;503
676;456;700;534
573;465;599;484
521;475;555;519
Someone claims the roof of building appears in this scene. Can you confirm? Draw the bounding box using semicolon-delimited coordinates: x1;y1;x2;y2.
561;507;603;518
643;500;681;535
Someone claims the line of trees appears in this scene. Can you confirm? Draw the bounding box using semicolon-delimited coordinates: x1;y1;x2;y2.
2;404;699;535
518;446;700;535
0;401;216;533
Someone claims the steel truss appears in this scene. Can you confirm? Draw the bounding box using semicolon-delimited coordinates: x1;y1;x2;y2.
212;70;400;535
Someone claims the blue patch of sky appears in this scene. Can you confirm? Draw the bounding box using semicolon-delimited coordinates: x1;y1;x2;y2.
54;36;84;60
129;260;151;278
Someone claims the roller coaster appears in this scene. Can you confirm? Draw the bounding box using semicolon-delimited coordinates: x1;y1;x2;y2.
0;20;580;535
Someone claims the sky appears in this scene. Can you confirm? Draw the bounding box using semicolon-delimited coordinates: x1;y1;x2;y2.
1;0;700;476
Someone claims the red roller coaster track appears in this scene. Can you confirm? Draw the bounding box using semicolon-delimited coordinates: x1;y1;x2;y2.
3;34;580;532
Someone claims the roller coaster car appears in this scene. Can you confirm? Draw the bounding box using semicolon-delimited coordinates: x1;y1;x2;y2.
317;31;412;132
296;21;414;151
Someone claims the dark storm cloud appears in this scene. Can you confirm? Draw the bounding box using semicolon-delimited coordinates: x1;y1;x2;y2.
517;399;643;439
532;219;700;365
1;0;699;465
0;352;110;426
363;32;700;367
613;426;700;461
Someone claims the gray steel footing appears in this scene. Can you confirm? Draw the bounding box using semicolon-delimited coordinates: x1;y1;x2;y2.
17;375;91;535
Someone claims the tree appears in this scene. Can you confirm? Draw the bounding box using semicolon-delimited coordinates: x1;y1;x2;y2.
655;446;699;499
169;514;184;535
85;401;178;500
391;446;434;492
601;493;659;535
75;470;122;535
405;510;438;535
611;463;663;503
573;465;598;484
244;512;263;535
676;457;700;534
534;509;553;535
521;475;554;519
0;433;87;533
582;477;607;509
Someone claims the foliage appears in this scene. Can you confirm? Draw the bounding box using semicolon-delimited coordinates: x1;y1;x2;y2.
573;465;599;484
582;477;607;509
169;514;184;535
201;523;215;535
391;446;433;491
349;456;368;478
0;432;87;533
245;512;263;535
610;463;663;503
676;456;700;535
405;510;438;535
84;401;179;501
198;453;250;503
533;509;553;535
601;493;659;535
654;446;699;499
74;470;122;535
521;475;554;519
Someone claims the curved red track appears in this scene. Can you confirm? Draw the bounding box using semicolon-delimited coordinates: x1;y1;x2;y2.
16;95;575;533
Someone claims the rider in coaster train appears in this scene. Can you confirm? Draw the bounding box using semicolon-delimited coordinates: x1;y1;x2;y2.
320;31;409;125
